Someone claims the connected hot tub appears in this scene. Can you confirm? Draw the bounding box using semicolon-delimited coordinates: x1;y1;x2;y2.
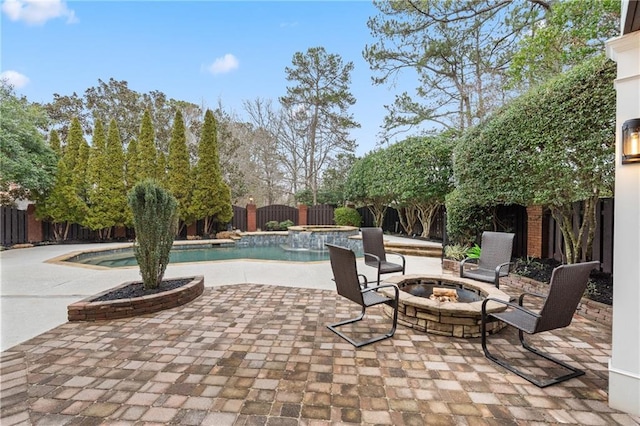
379;274;511;338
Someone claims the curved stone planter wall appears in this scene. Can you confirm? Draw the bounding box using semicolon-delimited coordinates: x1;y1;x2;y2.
67;276;204;322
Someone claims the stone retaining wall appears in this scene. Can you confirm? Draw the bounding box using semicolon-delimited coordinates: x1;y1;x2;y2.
442;259;612;326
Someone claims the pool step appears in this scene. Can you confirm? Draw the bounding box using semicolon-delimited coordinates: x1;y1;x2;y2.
383;241;442;258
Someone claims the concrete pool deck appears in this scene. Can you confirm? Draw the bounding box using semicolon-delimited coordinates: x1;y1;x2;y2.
0;237;442;351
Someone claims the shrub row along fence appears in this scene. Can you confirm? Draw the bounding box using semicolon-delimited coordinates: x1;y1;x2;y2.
1;200;614;272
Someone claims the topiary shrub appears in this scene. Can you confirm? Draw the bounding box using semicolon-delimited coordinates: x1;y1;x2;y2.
334;206;361;227
127;179;178;290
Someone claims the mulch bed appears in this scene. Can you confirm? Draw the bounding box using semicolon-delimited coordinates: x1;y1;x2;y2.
513;257;613;305
92;278;193;301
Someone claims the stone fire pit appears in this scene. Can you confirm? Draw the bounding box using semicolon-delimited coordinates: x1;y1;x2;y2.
379;274;510;338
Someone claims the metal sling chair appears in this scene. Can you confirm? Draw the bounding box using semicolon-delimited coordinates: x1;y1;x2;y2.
461;231;515;288
481;261;600;387
325;243;399;348
361;227;406;286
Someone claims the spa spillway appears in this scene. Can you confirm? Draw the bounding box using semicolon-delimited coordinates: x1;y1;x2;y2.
379;274;510;338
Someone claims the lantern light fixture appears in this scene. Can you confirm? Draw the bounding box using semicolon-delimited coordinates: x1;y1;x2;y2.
622;118;640;164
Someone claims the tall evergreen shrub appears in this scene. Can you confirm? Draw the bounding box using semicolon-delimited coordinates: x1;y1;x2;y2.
128;180;178;289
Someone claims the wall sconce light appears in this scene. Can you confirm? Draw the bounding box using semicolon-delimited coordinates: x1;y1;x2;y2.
622;118;640;164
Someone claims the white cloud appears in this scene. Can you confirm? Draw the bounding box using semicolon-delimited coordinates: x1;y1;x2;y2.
206;54;239;75
0;70;30;88
1;0;77;26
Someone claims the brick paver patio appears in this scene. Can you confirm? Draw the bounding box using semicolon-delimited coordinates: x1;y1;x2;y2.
2;284;639;425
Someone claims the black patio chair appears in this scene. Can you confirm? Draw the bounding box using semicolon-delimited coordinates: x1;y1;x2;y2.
481;260;600;387
325;243;399;348
460;231;515;288
361;227;406;285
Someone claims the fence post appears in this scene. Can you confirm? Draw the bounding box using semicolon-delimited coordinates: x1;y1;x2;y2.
247;203;257;232
298;204;308;226
526;205;544;258
26;204;43;243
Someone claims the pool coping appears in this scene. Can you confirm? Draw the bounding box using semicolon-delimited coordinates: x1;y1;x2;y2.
45;239;238;270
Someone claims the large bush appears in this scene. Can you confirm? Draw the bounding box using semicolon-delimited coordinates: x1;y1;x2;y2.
128;180;178;290
452;55;615;262
334;206;361;227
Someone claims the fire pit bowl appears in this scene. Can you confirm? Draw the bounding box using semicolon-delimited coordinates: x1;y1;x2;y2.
379;274;510;338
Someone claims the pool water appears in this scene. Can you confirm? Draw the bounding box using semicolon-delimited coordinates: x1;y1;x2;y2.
67;244;361;267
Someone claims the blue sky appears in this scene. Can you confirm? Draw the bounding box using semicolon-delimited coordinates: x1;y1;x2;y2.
1;0;419;156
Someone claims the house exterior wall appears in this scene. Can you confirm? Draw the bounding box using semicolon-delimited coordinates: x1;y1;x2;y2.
606;30;640;416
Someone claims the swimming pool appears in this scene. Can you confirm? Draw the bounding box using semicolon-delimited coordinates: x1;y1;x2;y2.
66;243;363;268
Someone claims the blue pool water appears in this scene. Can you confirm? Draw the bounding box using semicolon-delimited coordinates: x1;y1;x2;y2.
66;243;362;268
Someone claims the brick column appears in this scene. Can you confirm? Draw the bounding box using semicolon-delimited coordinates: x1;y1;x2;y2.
114;226;127;239
247;203;257;232
186;223;197;237
26;204;43;243
298;204;308;226
526;205;544;258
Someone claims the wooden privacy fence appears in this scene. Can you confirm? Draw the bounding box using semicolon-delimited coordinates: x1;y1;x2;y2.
1;206;27;246
256;204;298;230
308;204;335;225
231;205;247;231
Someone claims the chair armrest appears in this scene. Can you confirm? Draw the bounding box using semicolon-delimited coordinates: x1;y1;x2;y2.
460;257;478;276
494;262;512;276
363;283;399;300
518;291;546;306
358;274;369;289
481;297;542;320
364;252;381;265
386;251;406;268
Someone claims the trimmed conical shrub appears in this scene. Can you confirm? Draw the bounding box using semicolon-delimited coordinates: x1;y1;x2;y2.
127;179;177;289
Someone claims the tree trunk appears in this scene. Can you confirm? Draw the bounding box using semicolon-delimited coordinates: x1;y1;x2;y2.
416;203;439;239
551;196;599;264
398;206;417;235
368;204;387;228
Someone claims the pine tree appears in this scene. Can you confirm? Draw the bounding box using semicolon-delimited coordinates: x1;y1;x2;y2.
156;151;167;186
167;110;192;229
137;109;157;181
125;138;138;190
189;109;232;236
85;119;109;237
105;119;128;231
49;130;61;155
36;117;88;240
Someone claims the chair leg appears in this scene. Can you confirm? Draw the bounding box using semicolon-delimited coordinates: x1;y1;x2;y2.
327;302;398;348
481;315;585;387
517;330;585;387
